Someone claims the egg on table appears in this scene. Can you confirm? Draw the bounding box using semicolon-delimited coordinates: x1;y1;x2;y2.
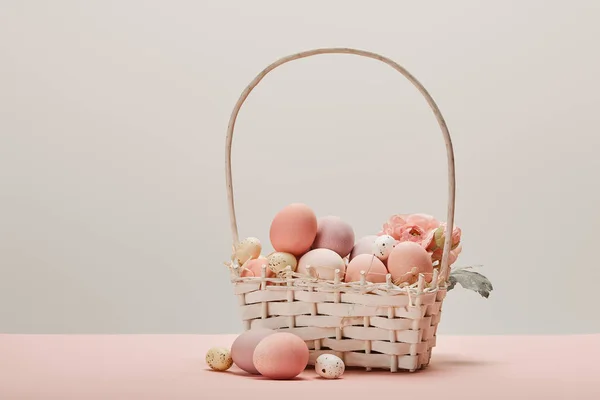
315;354;345;379
296;248;346;281
233;237;262;265
345;253;388;283
312;216;355;258
253;332;309;380
205;347;233;371
231;328;275;375
387;241;433;285
269;203;318;256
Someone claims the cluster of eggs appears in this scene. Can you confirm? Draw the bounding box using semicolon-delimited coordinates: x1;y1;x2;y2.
206;329;345;380
234;203;434;285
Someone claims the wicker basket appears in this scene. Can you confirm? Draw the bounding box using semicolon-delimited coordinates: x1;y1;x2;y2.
224;48;456;372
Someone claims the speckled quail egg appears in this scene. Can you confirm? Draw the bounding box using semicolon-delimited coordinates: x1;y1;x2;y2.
206;347;233;371
234;237;262;265
315;354;345;379
373;235;396;260
267;252;298;274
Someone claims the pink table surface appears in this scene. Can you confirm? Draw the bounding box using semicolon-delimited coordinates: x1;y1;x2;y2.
1;334;599;400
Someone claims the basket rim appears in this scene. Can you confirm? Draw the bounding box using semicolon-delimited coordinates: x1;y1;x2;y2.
230;269;444;298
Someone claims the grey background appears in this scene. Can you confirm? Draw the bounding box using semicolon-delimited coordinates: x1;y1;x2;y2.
1;0;599;335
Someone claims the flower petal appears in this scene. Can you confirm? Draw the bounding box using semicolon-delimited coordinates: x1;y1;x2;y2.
407;214;441;231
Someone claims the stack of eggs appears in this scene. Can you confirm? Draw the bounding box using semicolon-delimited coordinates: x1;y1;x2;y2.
206;329;345;380
234;203;435;285
270;203;353;281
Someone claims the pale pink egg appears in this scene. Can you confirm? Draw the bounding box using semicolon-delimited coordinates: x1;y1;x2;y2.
349;235;378;260
240;258;274;278
296;248;346;281
253;332;309;380
345;254;388;283
312;216;355;258
387;241;433;285
231;328;275;375
270;203;318;256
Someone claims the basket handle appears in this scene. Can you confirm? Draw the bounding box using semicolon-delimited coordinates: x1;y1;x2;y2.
225;48;456;285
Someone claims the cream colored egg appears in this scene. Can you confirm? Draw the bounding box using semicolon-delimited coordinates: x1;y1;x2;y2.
315;354;345;379
373;235;396;261
234;237;262;265
297;248;346;281
206;347;233;371
267;252;298;275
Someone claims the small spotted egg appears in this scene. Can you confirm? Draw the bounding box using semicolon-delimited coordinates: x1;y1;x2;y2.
315;354;345;379
373;235;396;260
267;252;298;274
205;347;233;371
234;237;262;265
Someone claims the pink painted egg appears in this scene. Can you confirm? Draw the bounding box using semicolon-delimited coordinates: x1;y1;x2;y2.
349;235;378;260
387;241;433;285
240;258;274;278
345;254;388;283
231;328;276;375
296;248;346;281
270;203;318;256
312;216;355;258
253;332;309;380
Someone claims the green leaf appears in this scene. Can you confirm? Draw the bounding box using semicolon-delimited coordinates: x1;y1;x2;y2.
448;269;493;298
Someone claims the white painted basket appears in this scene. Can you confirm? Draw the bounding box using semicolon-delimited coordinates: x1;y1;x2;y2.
225;48;457;372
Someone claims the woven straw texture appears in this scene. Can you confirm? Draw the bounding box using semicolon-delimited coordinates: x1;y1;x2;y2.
225;48;456;372
232;268;446;372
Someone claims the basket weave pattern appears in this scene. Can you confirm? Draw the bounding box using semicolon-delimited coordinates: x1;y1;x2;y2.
232;270;446;372
225;48;456;372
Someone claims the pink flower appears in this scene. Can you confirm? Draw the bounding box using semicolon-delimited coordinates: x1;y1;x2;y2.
405;214;441;232
429;223;461;252
379;214;407;239
379;213;463;266
422;229;436;250
379;213;440;244
428;223;462;266
431;243;462;266
397;224;427;243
